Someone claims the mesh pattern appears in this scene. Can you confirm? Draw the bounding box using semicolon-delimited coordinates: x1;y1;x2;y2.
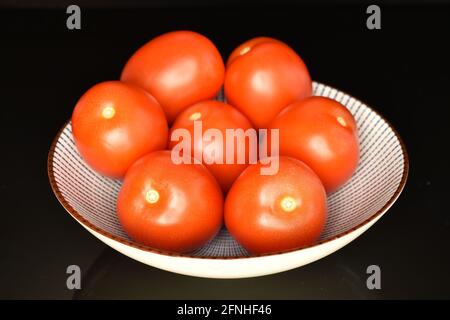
50;82;406;258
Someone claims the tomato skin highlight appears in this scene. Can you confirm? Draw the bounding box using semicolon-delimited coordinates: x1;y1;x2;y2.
121;30;225;123
117;151;223;253
72;81;168;179
224;39;312;129
169;100;254;192
225;156;327;255
267;96;360;193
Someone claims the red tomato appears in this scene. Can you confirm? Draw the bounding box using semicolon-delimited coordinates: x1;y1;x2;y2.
117;151;223;253
267;96;359;193
224;38;312;129
72;81;168;179
225;156;327;254
226;37;286;66
169;100;254;192
121;31;225;123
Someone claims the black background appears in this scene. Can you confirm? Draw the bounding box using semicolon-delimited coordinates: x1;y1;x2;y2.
1;1;449;299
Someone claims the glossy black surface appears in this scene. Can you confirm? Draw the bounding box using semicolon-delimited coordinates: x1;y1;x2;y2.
1;3;449;299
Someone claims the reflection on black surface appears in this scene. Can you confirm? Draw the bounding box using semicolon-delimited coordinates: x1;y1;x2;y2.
73;248;380;300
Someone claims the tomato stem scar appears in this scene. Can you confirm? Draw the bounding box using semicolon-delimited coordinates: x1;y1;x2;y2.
337;116;347;127
280;196;297;213
102;106;116;119
189;112;202;121
145;189;160;204
240;46;251;56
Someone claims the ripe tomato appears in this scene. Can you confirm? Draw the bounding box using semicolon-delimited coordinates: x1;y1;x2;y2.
226;37;286;66
267;96;360;193
121;31;225;123
72;81;168;179
169;100;254;192
224;38;312;129
117;151;223;253
225;156;327;254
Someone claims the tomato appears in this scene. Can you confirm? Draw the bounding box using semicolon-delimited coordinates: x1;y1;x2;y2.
169;100;254;192
117;150;223;253
226;37;286;66
72;81;168;179
224;38;312;129
267;96;359;193
121;31;225;123
224;156;327;254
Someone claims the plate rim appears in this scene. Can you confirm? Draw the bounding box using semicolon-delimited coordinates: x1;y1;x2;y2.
47;82;409;260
